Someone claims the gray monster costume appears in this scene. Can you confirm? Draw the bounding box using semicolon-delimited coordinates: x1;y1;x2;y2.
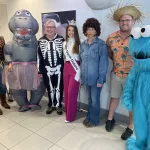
4;10;45;112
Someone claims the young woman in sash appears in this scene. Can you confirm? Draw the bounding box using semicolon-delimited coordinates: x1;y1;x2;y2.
63;22;80;123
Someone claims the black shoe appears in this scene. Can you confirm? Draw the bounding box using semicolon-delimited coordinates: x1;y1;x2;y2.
46;107;55;114
83;119;89;125
121;127;133;140
105;119;115;132
57;107;63;115
8;99;13;102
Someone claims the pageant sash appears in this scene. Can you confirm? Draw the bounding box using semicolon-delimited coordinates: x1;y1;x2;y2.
66;49;80;81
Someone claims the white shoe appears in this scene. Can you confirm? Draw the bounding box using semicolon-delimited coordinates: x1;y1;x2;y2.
65;120;70;123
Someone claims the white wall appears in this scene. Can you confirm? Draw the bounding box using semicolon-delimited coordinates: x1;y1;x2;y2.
0;4;9;42
5;0;150;116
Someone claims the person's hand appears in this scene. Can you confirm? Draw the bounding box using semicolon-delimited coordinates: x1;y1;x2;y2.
38;74;43;78
80;83;85;88
8;63;13;71
97;83;103;87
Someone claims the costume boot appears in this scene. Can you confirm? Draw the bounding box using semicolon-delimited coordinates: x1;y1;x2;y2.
0;108;3;115
0;95;10;109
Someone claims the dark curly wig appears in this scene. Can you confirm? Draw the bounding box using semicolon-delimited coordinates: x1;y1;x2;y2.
83;18;101;36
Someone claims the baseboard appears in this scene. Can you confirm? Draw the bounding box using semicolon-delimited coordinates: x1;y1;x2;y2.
77;102;129;125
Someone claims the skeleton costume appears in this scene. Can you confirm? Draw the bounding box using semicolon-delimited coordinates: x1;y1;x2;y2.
38;34;64;108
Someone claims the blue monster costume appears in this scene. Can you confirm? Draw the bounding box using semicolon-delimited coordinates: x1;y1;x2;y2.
122;25;150;150
4;10;45;112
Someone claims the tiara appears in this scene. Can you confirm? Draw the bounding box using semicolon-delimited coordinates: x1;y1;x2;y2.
67;19;76;26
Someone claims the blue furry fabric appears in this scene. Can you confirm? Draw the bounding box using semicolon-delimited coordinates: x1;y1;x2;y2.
122;26;150;150
126;138;141;150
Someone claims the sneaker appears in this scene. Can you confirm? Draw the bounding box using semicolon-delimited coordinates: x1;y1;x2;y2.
46;107;55;114
121;127;133;140
105;119;115;132
85;122;95;128
57;107;63;115
29;105;41;111
19;106;30;112
65;120;70;123
83;119;89;125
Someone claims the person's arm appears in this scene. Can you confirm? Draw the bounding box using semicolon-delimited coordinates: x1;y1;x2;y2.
63;41;66;61
79;44;83;84
108;47;113;60
37;41;44;74
106;38;113;60
97;41;108;86
122;67;136;111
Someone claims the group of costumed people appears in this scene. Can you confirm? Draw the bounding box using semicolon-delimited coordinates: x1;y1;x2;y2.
0;1;150;150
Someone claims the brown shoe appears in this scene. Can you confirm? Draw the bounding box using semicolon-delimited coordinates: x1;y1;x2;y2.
0;95;10;109
85;122;95;128
83;119;89;125
0;108;3;115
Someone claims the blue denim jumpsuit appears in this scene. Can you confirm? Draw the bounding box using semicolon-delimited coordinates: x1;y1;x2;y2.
80;37;108;125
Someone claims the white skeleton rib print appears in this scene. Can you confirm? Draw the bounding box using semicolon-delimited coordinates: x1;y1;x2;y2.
39;38;63;67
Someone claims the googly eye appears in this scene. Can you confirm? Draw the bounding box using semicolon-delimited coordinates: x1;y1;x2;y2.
16;11;21;16
141;25;150;38
25;11;31;16
130;27;141;39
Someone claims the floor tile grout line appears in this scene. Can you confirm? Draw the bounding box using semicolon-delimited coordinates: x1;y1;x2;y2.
0;142;9;150
52;120;77;130
8;132;35;150
16;121;55;144
3;112;36;124
18;119;53;133
1;113;91;148
15;121;56;144
0;123;35;149
34;120;73;144
0;113;80;147
54;127;94;150
74;125;124;139
46;143;54;150
54;126;75;144
74;127;94;138
0;116;17;133
54;118;83;130
0;116;29;134
34;132;55;145
0;123;17;134
53;144;66;150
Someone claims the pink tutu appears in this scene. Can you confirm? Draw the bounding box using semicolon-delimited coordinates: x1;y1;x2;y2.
7;62;40;90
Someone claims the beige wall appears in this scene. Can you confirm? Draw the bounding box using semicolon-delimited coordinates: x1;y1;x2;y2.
0;4;9;42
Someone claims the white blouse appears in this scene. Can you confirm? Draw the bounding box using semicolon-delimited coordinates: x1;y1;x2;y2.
63;38;80;61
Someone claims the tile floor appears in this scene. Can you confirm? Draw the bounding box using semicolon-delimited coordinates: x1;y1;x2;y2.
0;96;127;150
